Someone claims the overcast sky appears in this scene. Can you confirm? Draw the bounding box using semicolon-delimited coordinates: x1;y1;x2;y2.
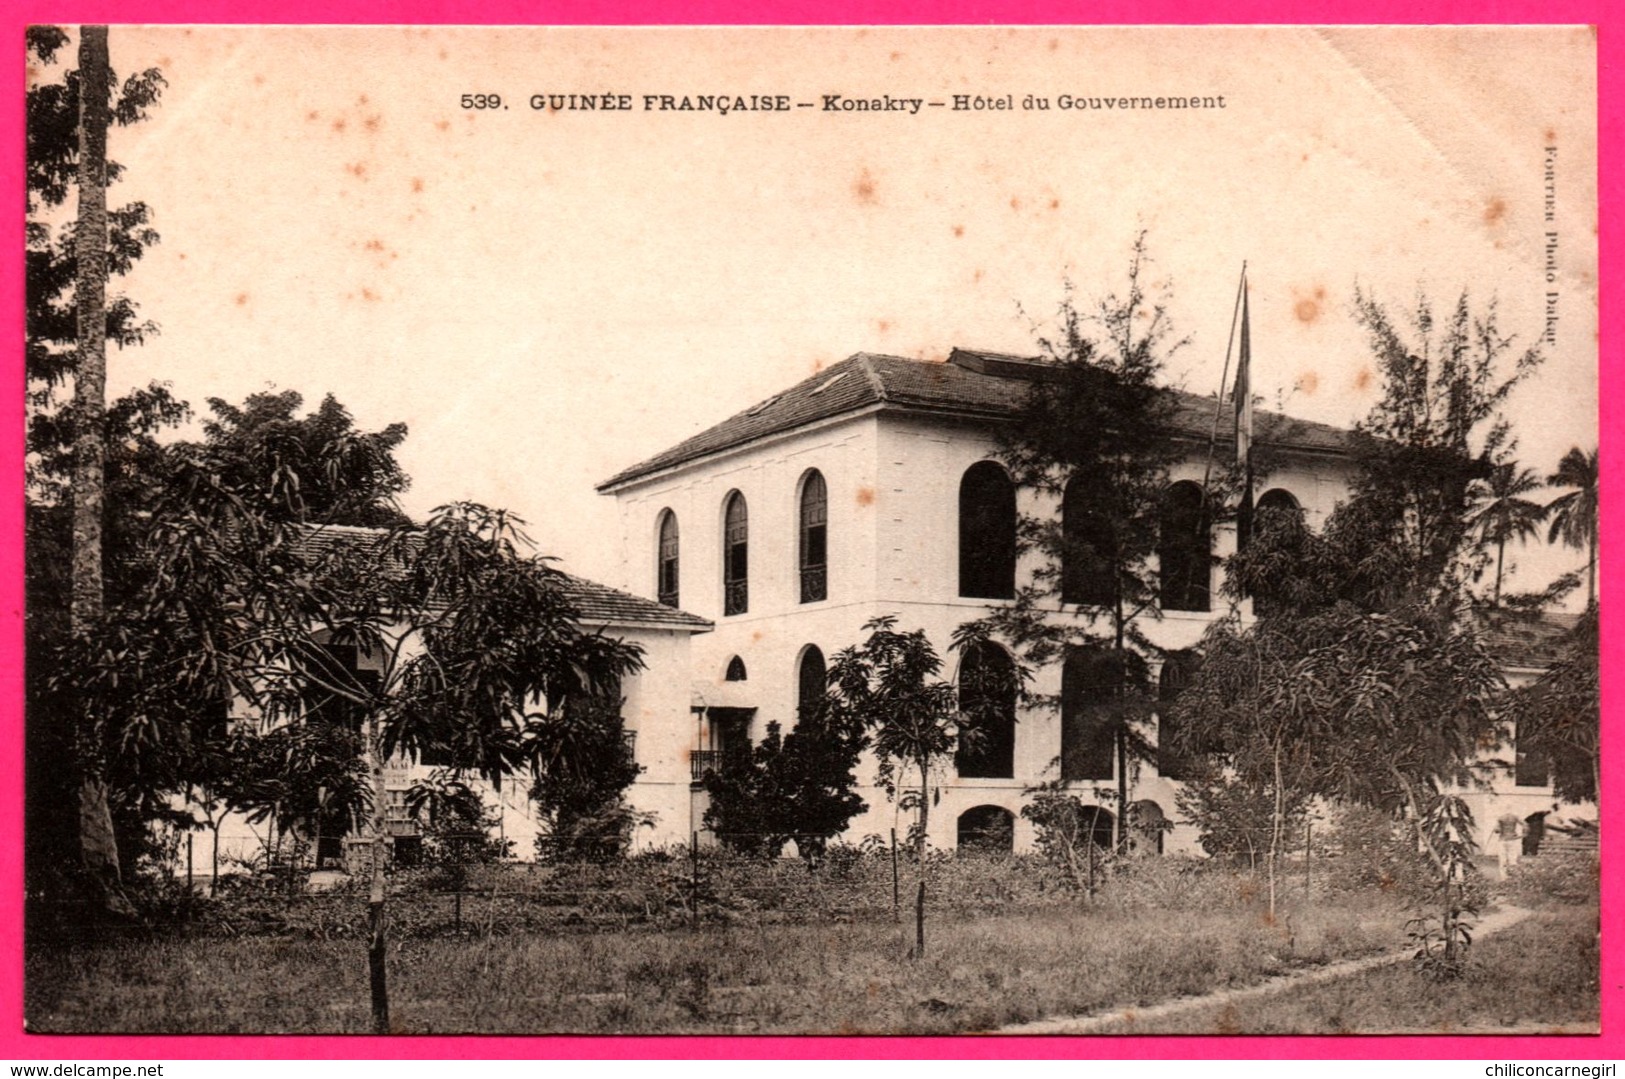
76;25;1597;600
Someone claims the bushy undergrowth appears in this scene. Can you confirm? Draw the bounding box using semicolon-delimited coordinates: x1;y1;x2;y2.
1501;850;1599;907
33;840;1419;945
1316;805;1489;913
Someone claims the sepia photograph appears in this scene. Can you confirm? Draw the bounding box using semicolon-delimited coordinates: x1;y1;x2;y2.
21;24;1600;1038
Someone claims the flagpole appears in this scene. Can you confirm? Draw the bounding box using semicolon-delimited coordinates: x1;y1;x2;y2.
1235;279;1255;551
1200;263;1248;510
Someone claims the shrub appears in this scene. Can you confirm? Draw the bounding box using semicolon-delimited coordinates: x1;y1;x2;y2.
1502;850;1599;907
529;702;649;862
1174;769;1309;866
702;712;867;862
1021;789;1111;890
1318;804;1437;903
407;772;511;866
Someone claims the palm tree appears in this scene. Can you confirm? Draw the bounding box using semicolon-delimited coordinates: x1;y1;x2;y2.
1546;446;1599;608
1467;462;1546;607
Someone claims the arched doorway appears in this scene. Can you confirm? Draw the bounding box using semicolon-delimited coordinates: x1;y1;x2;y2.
1128;799;1167;855
1080;805;1115;852
957;805;1015;854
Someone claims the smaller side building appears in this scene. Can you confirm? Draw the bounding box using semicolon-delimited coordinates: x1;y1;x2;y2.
184;524;711;877
1458;609;1597;873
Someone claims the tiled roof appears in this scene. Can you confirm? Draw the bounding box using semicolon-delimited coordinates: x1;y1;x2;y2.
598;348;1353;490
561;574;713;631
1477;610;1583;670
294;524;711;632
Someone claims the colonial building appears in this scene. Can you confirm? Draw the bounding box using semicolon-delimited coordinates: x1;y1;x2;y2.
194;352;1586;871
597;348;1359;855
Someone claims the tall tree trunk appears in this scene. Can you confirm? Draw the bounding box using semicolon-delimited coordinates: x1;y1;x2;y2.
1587;534;1596;609
914;758;929;957
71;25;126;906
1493;537;1506;607
1113;600;1128;853
915;758;930;860
367;713;391;1034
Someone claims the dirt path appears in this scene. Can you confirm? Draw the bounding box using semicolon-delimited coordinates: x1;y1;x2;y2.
995;904;1533;1035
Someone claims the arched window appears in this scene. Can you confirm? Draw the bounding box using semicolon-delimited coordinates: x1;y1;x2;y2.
1061;647;1120;782
724;656;748;682
1158;481;1211;612
797;645;826;723
1062;473;1115;606
1241;487;1306;614
798;470;828;603
723;491;748;616
1256;487;1301;521
656;509;679;608
1156;649;1201;779
957;641;1016;779
959;462;1017;600
957;805;1015;854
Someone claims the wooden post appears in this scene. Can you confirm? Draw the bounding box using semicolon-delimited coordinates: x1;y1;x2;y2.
1087;836;1096;899
1305;822;1313;897
915;879;926;957
690;831;700;925
454;836;463;932
366;715;390;1035
890;828;900;923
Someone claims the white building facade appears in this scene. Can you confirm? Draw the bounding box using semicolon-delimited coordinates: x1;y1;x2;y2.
598;348;1362;855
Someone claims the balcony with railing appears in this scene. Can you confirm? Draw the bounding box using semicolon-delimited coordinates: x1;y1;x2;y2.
799;564;827;604
690;749;723;782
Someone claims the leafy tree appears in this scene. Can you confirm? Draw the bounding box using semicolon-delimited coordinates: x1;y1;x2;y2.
1182;287;1538;933
1467;462;1547;607
65;494;644;1029
826;616;976;956
39;369;644;1028
215;720;372;874
963;234;1211;847
1331;290;1538;608
195;390;413;529
408;772;511;865
27;387;413;910
26;24;166;907
1506;608;1599;803
1169;606;1502;917
703;703;868;862
1545;446;1599;608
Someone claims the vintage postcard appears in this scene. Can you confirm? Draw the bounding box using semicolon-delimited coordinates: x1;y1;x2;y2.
22;25;1599;1039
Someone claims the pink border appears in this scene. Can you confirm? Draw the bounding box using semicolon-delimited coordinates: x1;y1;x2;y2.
3;1;1616;1061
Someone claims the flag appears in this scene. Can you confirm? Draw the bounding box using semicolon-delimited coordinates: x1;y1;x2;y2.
1235;277;1255;549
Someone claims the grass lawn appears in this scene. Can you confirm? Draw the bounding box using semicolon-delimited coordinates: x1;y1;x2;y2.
26;897;1406;1035
1089;904;1600;1035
